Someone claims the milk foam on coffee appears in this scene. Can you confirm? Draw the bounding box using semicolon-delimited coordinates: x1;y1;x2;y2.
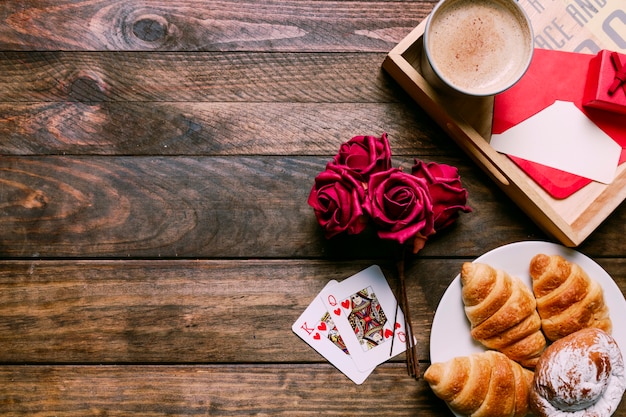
427;0;532;95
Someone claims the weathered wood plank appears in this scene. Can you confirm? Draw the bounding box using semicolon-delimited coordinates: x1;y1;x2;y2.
0;1;435;52
0;155;552;259
0;102;452;157
0;259;423;363
0;155;327;258
0;364;456;416
0;258;624;364
1;1;622;416
1;364;622;415
0;51;401;103
2;155;622;258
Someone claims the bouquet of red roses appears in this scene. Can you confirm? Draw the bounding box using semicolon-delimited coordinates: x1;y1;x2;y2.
308;133;471;252
307;133;471;378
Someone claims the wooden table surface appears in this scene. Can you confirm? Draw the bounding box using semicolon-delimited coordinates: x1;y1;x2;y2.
1;1;625;415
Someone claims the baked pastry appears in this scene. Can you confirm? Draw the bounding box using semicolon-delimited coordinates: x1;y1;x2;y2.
461;262;546;368
530;254;612;341
530;327;626;417
425;350;534;417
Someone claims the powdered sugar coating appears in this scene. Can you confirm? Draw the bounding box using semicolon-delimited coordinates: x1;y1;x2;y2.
531;328;626;417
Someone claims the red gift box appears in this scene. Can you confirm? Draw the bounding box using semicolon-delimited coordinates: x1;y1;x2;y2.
583;50;626;115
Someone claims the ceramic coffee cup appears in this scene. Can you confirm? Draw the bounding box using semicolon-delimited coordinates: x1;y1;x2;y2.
421;0;534;97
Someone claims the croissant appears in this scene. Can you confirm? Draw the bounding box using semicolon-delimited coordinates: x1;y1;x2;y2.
424;350;534;417
461;262;546;368
529;254;611;342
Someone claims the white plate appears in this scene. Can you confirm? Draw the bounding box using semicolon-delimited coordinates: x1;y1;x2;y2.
430;240;626;364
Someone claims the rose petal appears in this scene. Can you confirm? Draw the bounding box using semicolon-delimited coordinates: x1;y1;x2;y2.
365;169;435;245
330;133;392;182
308;167;367;238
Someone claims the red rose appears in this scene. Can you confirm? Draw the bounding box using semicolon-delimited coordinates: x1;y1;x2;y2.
329;133;392;182
307;166;368;238
411;160;471;231
364;168;434;250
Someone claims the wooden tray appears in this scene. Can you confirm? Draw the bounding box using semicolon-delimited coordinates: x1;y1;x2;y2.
382;19;626;247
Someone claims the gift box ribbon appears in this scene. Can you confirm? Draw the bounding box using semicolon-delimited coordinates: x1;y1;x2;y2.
609;52;626;96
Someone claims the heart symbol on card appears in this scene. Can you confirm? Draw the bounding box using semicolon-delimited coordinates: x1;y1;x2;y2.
333;308;341;316
395;322;401;329
384;328;393;339
341;300;350;309
313;333;321;340
317;322;327;331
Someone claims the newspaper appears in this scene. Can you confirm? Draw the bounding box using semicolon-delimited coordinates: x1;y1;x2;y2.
519;0;626;53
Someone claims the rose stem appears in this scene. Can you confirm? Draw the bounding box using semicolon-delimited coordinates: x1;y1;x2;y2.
397;249;420;379
389;299;400;356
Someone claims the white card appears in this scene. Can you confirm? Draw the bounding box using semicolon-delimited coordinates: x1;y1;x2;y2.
490;100;621;184
292;280;375;384
318;265;409;372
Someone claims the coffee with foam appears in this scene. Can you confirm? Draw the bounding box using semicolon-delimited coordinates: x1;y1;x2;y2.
424;0;533;96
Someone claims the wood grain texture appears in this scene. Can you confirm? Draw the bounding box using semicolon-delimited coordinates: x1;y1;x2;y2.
0;259;438;363
0;155;551;259
0;1;436;52
0;102;451;156
0;364;449;416
2;0;625;415
1;154;623;258
0;258;624;364
0;48;455;158
0;51;400;103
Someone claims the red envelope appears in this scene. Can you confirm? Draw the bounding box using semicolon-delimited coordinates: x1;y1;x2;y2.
493;48;626;199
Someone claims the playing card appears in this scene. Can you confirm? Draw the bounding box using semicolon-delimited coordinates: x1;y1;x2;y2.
318;265;409;372
292;280;375;384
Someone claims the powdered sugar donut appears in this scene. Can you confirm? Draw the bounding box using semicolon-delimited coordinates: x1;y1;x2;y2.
530;328;625;417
